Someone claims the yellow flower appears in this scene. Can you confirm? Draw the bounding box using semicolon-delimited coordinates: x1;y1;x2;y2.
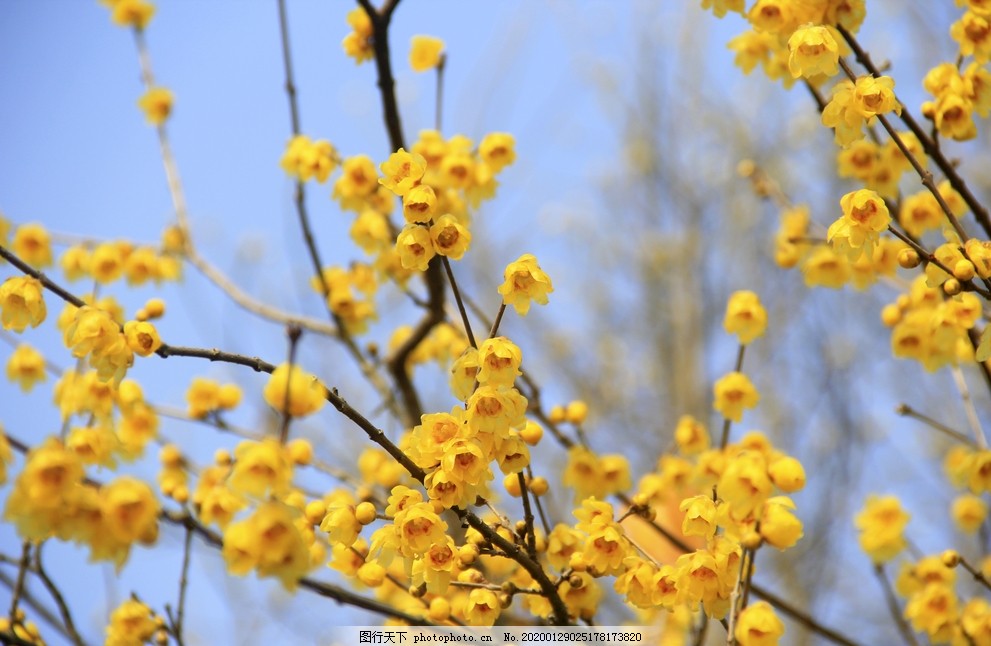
712;371;759;422
723;290;768;344
855;494;909;563
479;132;516;172
59;245;91;281
263;363;327;418
464;588;500;626
333;155;379;209
6;343;47;392
378;148;427;196
101;476;160;545
395;502;447;557
476;336;522;387
402;184;437;223
12;223;53;267
952;10;991;64
89;242;126;284
429;214;472;260
853;75;901;120
734;601;785;646
767;455;806;492
680;494;718;539
450;347;479;401
409;35;445;72
0;276;48;332
701;0;745;18
759;496;804;550
109;0;156;30
123;320;162;357
466;385;528;436
105;599;156;646
674;415;710;455
899;190;942;238
787;24;839;79
223;502;310;590
951;494;987;533
137;87;173;126
497;253;554;316
229;438;294;498
827;188;891;260
719;450;772;519
396;223;436;271
905;583;959;642
280;135;337;183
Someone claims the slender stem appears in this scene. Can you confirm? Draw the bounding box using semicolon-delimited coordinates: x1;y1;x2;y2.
443;256;476;348
527;465;553;536
720;344;747;450
435;53;446;131
488;303;507;340
9;542;31;624
0;569;77;646
173;524;194;646
277;0;301;135
951;365;987;449
33;543;84;646
874;565;920;646
280;324;302;444
517;472;538;560
895;403;976;447
959;555;991;592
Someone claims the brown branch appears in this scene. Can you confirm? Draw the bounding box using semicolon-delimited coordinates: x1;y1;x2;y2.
442;257;476;348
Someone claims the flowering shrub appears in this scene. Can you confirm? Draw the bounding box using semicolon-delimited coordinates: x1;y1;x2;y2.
2;1;991;645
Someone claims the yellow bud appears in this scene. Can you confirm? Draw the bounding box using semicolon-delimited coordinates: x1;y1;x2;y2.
741;531;763;550
172;485;189;504
942;549;961;568
954;259;976;282
428;597;450;622
287;438;313;465
568;573;584;588
897;248;921;269
880;304;901;327
529;476;549;496
548;405;566;423
355;502;377;525
144;297;166;318
566;400;589;425
305;500;326;525
520;421;544;445
214;448;232;466
458;543;479;566
943;278;962;296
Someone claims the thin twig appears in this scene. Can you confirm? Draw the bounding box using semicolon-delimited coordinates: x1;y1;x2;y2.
32;543;85;646
280;324;302;444
874;565;920;646
173;524;194;646
951;365;987;449
9;542;31;624
895;403;977;447
435;53;446;132
517;472;538;560
720;344;747;450
442;257;476;348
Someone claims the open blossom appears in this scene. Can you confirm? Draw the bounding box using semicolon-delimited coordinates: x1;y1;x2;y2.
787;24;840;78
498;254;554;316
713;371;760;422
379;148;427;196
827;189;891;259
0;276;46;332
410;35;445;72
137;87;173;126
263;363;327;418
723;290;768;344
